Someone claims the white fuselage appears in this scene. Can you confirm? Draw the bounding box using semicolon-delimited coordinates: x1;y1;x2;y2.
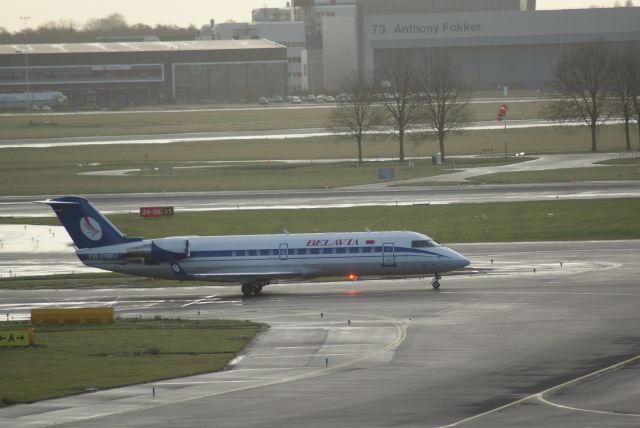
75;231;470;283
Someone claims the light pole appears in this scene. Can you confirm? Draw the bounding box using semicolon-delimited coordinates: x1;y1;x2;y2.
19;16;31;112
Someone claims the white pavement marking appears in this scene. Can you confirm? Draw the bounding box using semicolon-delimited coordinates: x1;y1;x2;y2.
180;295;218;307
253;354;358;359
442;354;640;427
536;393;640;418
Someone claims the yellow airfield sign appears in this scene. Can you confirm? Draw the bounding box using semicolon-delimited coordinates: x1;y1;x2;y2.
0;329;34;347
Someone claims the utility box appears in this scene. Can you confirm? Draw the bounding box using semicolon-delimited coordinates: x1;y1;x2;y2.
432;153;442;165
378;168;395;180
31;307;115;326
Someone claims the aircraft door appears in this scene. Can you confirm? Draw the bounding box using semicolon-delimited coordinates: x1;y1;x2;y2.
382;243;396;267
279;243;289;261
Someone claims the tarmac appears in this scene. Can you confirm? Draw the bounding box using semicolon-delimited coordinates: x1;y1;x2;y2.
0;240;638;427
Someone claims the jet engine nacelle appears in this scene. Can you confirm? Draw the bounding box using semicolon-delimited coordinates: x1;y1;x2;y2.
126;238;190;263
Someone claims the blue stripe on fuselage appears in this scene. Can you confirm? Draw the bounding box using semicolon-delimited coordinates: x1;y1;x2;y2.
78;246;448;262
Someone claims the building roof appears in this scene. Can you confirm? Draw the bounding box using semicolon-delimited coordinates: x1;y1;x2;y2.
0;39;284;55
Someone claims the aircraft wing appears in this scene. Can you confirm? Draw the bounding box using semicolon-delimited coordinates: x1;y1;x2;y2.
173;264;308;282
192;271;303;279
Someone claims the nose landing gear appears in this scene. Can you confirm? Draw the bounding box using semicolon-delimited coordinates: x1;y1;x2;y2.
431;273;441;290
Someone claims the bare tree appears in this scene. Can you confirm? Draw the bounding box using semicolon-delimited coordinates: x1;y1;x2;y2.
612;47;640;151
417;50;471;163
377;53;421;161
0;13;198;44
622;46;640;151
327;73;383;164
542;42;615;152
83;13;128;32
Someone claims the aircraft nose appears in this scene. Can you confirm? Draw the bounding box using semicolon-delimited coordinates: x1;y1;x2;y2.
458;255;471;269
448;250;470;269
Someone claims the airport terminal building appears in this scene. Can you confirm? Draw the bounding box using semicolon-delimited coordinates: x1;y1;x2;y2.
0;40;287;108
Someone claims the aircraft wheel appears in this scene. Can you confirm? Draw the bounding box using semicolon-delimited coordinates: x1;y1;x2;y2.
432;281;440;290
254;285;264;295
241;283;253;295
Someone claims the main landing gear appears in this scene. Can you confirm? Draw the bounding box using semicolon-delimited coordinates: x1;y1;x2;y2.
431;273;441;290
241;281;268;296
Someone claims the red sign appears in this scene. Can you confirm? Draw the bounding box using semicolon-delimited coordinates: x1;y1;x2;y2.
496;104;509;122
140;207;174;218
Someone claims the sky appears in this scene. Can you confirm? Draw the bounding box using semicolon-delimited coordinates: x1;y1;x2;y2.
1;0;634;32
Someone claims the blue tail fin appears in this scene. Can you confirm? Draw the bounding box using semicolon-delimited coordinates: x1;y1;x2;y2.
38;196;141;249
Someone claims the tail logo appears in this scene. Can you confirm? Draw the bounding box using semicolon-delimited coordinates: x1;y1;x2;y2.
79;216;103;241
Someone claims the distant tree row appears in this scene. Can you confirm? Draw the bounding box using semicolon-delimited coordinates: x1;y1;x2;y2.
329;51;470;164
542;43;640;152
0;13;198;44
331;43;640;164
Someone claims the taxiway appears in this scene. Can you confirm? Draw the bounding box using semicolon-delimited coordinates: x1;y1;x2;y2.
2;180;640;218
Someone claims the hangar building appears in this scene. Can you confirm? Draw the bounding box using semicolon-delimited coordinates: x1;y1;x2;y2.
359;6;640;90
0;40;287;108
246;0;640;92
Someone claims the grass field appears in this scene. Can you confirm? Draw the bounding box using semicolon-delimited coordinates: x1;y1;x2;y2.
7;199;640;243
470;165;640;184
0;101;548;140
0;319;261;405
598;156;640;165
0;157;535;196
0;273;187;290
0;125;635;196
0;159;460;196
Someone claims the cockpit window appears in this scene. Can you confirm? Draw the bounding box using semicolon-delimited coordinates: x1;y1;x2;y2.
412;240;440;248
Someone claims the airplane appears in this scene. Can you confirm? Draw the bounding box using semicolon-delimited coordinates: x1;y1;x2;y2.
38;196;471;295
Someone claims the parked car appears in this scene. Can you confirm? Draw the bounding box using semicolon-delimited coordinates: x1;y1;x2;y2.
325;95;336;103
291;96;302;104
258;97;269;105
